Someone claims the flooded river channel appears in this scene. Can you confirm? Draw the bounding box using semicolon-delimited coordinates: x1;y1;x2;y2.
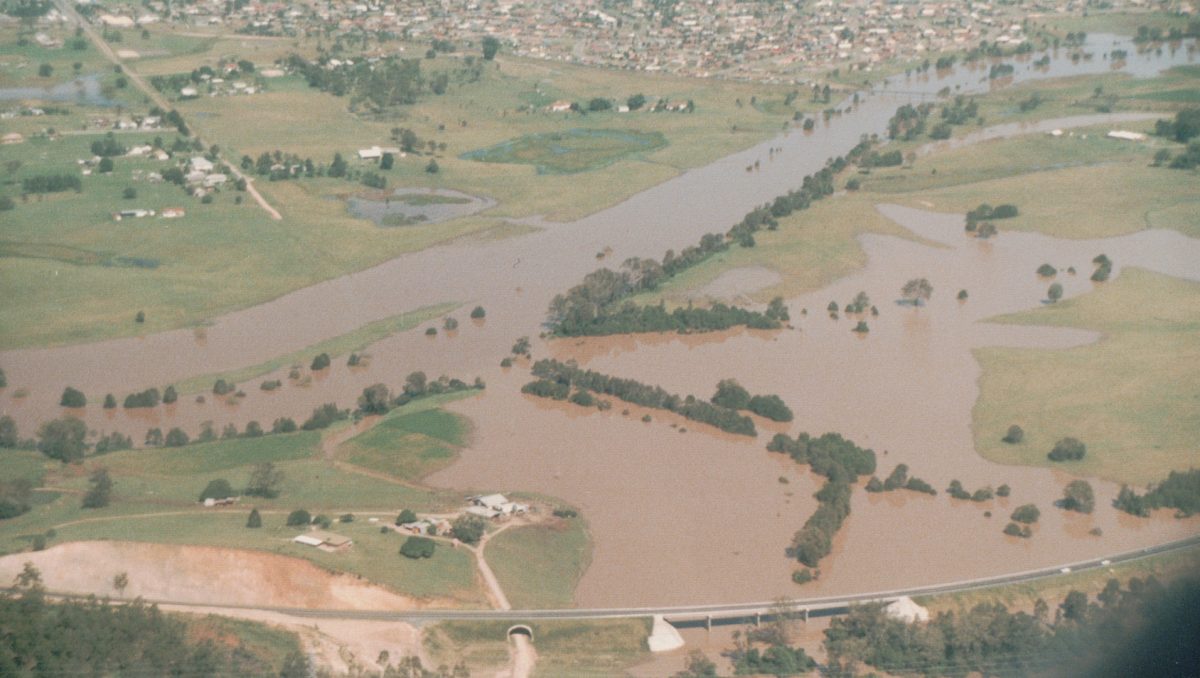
2;36;1197;607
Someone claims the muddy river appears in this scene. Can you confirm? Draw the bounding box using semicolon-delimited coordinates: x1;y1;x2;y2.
1;35;1197;607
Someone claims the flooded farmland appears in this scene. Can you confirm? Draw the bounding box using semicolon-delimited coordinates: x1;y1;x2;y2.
1;35;1197;608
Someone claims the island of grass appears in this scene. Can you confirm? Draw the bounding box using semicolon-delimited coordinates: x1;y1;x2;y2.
973;268;1200;485
334;392;474;480
460;128;667;174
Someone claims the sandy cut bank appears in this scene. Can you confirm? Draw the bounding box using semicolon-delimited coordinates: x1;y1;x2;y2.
0;541;437;610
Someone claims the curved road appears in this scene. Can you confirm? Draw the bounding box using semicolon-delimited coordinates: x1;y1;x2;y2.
22;535;1200;623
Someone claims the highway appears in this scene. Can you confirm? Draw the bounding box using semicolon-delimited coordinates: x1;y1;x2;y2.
19;534;1200;624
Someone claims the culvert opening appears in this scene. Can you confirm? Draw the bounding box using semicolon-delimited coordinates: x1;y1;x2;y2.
507;625;534;642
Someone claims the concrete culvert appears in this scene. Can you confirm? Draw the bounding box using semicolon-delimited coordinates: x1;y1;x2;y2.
507;625;534;642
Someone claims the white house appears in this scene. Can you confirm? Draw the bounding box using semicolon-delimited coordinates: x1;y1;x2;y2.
189;156;214;173
1107;130;1147;142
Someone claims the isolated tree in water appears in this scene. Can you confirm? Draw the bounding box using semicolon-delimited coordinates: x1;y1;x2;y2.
901;278;933;306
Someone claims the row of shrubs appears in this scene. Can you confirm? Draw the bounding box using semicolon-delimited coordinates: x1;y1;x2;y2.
768;432;876;568
547;131;882;332
863;463;937;496
524;359;759;436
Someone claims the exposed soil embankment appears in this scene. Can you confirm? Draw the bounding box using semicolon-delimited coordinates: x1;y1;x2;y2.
0;541;425;610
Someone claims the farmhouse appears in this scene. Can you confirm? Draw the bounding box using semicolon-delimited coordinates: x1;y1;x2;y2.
161;207;186;218
468;493;530;518
357;145;402;161
548;100;572;112
292;530;353;551
113;209;155;221
1106;130;1147;142
189;156;214;173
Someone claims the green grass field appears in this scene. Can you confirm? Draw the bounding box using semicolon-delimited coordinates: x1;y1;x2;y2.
424;618;650;675
0;427;479;600
973;269;1200;486
485;516;591;609
461;128;668;174
335;391;476;480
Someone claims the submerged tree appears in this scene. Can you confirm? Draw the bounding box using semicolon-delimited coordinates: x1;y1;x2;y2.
901;278;934;306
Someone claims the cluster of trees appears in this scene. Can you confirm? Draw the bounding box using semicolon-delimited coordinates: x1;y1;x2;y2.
1004;503;1040;537
1153;140;1200;170
768;432;876;567
93;432;132;451
81;468;112;508
1136;22;1200;43
823;575;1200;677
0;566;299;676
861;149;903;167
400;536;436;558
547;236;729;332
864;463;936;496
989;63;1015;79
900;278;934;306
36;417;87;463
887;103;932;141
451;514;486;544
1153;107;1200;143
59;387;86;408
356;371;484;418
0;477;33;519
711;379;793;422
1048;437;1086;462
1114;468;1200;518
301;403;349;430
547;129;879;332
287;53;439;110
728;643;816;676
939;95;979;125
1060;479;1095;514
122;385;176;408
1091;254;1113;282
90;132;126;157
552;299;787;337
21;174;82;194
526;359;757;436
946;480;995;502
965;202;1017;238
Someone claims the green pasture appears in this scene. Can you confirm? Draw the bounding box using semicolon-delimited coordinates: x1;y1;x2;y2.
973;269;1200;486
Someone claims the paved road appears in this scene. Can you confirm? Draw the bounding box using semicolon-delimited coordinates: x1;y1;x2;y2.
21;534;1200;623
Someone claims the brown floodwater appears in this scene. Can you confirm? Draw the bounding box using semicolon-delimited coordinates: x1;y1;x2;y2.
1;36;1197;608
429;204;1200;606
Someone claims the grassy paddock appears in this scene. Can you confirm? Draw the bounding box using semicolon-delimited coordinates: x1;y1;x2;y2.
46;512;484;604
335;391;477;481
973;268;1200;485
424;618;651;675
485;516;591;609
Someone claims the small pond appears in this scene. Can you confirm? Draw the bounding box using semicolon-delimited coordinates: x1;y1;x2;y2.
346;188;494;227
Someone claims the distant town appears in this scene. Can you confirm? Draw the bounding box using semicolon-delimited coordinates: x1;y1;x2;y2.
69;0;1181;83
